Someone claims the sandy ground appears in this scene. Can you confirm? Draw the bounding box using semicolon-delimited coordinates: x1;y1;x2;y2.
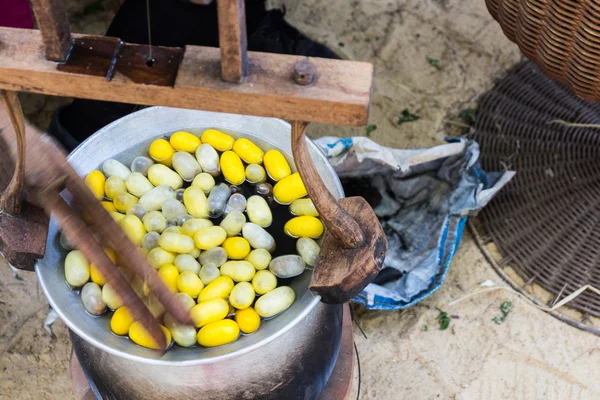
2;0;600;399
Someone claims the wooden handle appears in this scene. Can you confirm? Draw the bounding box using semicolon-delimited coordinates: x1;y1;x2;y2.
62;164;193;326
0;91;25;215
20;133;193;328
291;121;365;249
44;191;168;351
299;119;388;303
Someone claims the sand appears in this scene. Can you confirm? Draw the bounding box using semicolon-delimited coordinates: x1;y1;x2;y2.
2;0;600;399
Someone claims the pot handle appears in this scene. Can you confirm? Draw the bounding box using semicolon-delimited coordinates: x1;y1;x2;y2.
291;121;388;303
290;121;364;249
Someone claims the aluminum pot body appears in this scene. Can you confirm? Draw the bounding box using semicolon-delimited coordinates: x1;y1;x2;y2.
72;303;342;399
36;107;345;400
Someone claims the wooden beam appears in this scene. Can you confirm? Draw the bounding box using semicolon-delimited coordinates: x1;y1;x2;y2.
218;0;248;83
0;28;372;126
29;0;71;61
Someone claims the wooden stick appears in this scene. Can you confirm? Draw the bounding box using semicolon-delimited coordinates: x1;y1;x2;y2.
61;164;192;326
29;0;71;61
0;28;373;126
0;91;25;214
43;191;167;350
291;121;364;248
547;120;600;129
218;0;248;83
550;284;600;311
17;131;191;326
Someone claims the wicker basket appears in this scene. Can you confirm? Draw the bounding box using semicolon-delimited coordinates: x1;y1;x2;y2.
472;61;600;325
487;0;600;102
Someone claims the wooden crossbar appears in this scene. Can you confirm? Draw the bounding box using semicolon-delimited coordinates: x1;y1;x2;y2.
0;28;373;126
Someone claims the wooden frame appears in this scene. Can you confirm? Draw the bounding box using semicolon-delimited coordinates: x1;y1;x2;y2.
0;28;373;126
0;0;384;307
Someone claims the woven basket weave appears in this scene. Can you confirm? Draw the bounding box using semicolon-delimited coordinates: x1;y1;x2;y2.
487;0;600;102
473;61;600;319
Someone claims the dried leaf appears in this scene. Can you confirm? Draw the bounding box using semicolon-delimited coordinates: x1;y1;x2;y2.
492;301;512;324
426;57;441;71
459;108;477;122
399;109;420;124
500;301;512;317
437;308;451;330
366;124;377;137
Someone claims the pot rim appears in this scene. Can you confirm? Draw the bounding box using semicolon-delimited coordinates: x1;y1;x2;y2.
35;106;344;365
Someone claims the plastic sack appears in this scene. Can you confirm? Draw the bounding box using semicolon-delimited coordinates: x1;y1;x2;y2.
314;136;514;310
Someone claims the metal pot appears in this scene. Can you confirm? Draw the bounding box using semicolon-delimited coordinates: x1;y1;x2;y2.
35;107;345;400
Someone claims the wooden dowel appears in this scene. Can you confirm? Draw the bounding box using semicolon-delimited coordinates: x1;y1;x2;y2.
217;0;248;83
44;191;167;351
29;0;71;61
0;91;25;214
291;121;365;249
62;165;193;326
